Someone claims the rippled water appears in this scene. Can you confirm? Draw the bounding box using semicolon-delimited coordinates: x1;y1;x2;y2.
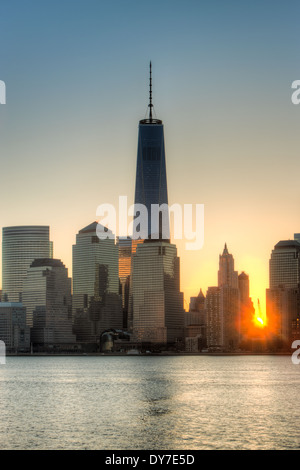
0;355;299;450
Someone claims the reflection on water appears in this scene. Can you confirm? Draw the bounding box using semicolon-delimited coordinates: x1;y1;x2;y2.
0;355;299;450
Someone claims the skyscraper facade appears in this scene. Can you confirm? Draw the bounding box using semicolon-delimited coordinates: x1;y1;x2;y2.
2;226;53;302
269;240;300;289
22;259;75;347
129;64;185;348
133;62;169;241
294;233;300;245
267;239;300;343
72;222;122;344
130;241;184;345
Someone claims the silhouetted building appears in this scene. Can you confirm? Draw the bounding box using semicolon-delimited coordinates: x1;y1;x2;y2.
185;289;207;350
206;287;222;348
238;272;255;339
2;226;53;303
206;245;240;350
117;236;132;329
294;233;300;245
22;259;75;347
218;243;238;289
72;222;122;344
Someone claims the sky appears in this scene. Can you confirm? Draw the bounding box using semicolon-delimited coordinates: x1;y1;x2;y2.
0;0;299;314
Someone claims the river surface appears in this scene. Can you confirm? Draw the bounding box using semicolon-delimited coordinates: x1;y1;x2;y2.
0;355;299;450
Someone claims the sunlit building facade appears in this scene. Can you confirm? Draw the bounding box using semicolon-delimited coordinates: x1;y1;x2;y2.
2;226;53;303
72;222;122;344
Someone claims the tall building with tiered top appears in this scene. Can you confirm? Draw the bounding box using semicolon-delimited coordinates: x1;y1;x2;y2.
218;243;238;289
206;244;240;350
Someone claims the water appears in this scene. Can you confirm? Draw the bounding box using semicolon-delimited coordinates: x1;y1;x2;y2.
0;355;299;450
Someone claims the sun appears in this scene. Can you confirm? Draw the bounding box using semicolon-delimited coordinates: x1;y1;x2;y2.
254;316;265;327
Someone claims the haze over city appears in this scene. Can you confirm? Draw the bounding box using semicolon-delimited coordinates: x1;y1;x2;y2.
0;0;299;315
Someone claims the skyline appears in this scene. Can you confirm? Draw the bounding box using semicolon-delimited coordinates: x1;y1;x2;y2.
1;1;300;314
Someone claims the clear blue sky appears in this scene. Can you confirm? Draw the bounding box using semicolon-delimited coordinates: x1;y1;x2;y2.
0;0;299;308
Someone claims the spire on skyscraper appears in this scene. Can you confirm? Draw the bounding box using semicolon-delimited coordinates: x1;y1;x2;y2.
140;62;162;125
223;243;229;255
149;61;153;121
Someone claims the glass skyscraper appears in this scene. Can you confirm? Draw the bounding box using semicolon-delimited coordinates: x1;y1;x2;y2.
129;64;185;347
130;241;184;345
133;63;169;241
2;226;53;303
267;239;300;342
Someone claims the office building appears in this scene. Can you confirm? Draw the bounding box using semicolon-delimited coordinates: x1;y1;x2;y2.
22;259;75;347
2;226;53;303
72;222;122;344
269;240;300;289
206;287;222;348
130;240;185;345
267;239;300;343
0;303;30;352
129;64;185;348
